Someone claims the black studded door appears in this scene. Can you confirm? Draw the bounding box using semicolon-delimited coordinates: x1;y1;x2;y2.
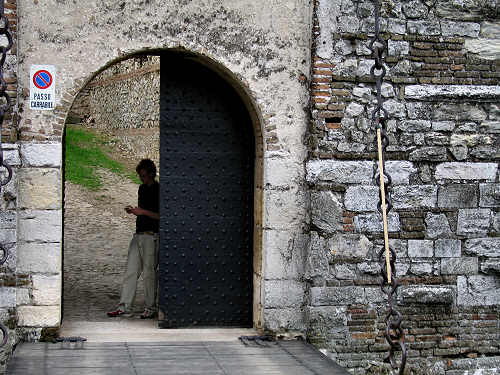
158;56;254;328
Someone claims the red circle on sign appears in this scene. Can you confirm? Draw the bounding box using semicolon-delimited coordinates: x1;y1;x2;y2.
33;70;53;89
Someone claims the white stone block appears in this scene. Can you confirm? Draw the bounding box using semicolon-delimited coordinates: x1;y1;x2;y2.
338;16;360;33
392;185;437;209
435;163;498;181
435;239;461;258
464;238;500;257
0;229;15;244
264;156;302;187
3;146;21;167
385;161;417;185
457;209;491;237
345;102;364;117
306;306;347;329
479;121;500;133
17;242;61;273
264;187;307;230
465;38;500;61
17;306;60;327
306;160;373;184
381;83;395;98
405;85;500;101
344;186;378;212
0;210;16;229
457;275;500;307
18;210;62;243
441;257;478;275
432;121;455;131
354;212;400;233
334;264;356;279
382;99;406;119
365;287;385;303
0;288;16;308
311;286;365;306
398;120;431;132
316;0;341;59
330;234;373;262
479;184;500;207
18;168;61;209
388;19;405;34
263;307;306;331
311;191;343;233
16;288;31;306
20;143;62;167
400;286;455;305
441;20;480;37
306;232;330;281
408;240;433;258
410;262;433;276
425;213;453;239
407;20;440;35
388;40;409;56
32;274;61;306
263;229;306;279
264;279;304;308
352;86;371;99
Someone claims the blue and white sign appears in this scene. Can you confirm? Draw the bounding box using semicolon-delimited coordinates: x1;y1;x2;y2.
30;65;56;110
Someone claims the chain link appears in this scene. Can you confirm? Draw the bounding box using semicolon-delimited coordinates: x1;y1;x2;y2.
369;1;406;373
0;0;14;349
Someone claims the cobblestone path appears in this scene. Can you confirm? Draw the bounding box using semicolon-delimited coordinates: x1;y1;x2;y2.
63;169;146;322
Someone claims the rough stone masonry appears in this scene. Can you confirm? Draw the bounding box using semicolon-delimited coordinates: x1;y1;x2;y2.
307;0;500;374
0;0;499;374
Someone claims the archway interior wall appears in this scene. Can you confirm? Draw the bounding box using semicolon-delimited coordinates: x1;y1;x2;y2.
13;0;312;334
71;55;161;165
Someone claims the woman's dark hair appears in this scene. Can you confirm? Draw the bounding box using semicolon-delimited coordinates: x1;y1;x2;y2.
136;159;157;178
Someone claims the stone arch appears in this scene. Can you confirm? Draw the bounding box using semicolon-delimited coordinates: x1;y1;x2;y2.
63;48;264;151
61;47;265;329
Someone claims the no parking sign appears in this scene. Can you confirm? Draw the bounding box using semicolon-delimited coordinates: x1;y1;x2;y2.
30;65;56;110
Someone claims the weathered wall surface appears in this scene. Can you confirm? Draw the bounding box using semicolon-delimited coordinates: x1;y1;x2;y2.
308;0;500;374
70;55;160;164
10;0;313;341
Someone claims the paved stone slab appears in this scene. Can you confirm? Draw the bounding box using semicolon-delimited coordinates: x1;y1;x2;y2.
7;341;350;375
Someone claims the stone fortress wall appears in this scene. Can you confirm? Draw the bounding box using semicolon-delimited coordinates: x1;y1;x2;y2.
306;0;500;374
0;0;498;374
70;55;161;165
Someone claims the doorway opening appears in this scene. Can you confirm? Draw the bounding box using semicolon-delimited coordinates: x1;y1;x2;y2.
62;50;261;336
63;55;160;323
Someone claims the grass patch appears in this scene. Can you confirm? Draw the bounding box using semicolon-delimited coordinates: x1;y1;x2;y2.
64;124;140;190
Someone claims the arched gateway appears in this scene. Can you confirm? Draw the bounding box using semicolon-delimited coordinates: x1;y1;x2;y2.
61;49;263;329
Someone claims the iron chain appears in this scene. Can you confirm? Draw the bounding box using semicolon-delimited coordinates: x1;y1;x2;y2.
0;0;13;349
369;0;406;373
0;0;13;197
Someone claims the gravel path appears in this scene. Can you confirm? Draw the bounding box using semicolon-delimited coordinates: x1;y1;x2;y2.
63;169;146;321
